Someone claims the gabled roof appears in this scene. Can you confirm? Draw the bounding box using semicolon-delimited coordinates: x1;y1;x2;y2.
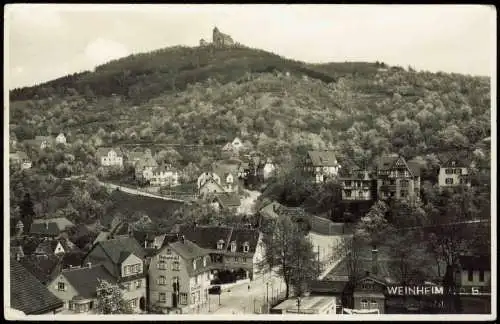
10;260;64;315
96;147;123;159
61;251;87;269
90;237;145;266
174;225;233;251
259;200;284;219
161;239;212;276
32;217;74;231
20;254;62;285
406;161;421;177
60;264;116;299
307;150;339;167
214;192;241;208
227;228;260;253
376;154;400;170
30;222;61;236
135;154;158;169
35;240;67;255
169;239;209;260
458;255;490;271
437;151;473;168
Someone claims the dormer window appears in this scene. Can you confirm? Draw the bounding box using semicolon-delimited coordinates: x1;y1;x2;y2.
217;240;224;250
230;241;237;252
243;242;250;253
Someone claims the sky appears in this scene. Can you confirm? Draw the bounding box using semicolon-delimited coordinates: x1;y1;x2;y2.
5;4;496;89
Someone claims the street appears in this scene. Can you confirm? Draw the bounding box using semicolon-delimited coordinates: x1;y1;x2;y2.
205;270;286;314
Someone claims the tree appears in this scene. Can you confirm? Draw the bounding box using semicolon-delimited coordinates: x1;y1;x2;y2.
260;216;320;298
19;193;35;228
95;279;134;314
354;200;390;249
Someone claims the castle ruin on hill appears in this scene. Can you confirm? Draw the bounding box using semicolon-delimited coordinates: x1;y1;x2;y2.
200;27;241;48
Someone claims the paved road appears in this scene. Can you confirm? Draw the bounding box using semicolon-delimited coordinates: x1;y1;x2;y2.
205;270;286;314
64;175;188;203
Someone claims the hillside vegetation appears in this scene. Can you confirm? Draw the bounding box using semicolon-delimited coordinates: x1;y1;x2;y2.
9;45;491;174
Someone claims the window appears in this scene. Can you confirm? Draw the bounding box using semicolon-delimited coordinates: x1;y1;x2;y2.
400;189;408;198
193;259;197;270
203;257;207;267
191;293;196;304
468;269;474;282
358;190;363;197
230;241;237;252
456;168;462;175
217;240;224;250
345;181;351;187
58;282;65;291
370;300;378;309
180;293;188;305
128;298;138;309
194;275;199;285
158;259;166;270
479;270;485;282
158;276;167;285
243;242;250;253
158;293;166;302
400;180;409;187
361;299;368;309
345;190;352;197
445;178;454;185
136;280;142;289
172;261;180;271
75;302;90;313
451;161;456;166
445;168;452;174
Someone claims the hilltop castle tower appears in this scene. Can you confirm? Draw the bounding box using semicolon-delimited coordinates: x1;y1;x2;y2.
213;26;234;48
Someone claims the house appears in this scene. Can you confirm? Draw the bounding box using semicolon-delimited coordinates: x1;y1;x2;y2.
34;239;68;256
47;263;117;314
197;172;224;196
30;218;75;238
35;136;55;149
455;255;490;289
212;161;240;193
437;152;472;188
10;260;64;315
150;165;180;187
96;147;124;168
261;158;277;180
20;254;64;285
55;133;67;145
338;161;374;201
9;151;32;170
209;192;241;213
83;237;147;313
134;153;159;181
375;154;421;202
148;235;212;314
304;151;341;183
221;137;244;154
271;296;337;314
172;225;264;281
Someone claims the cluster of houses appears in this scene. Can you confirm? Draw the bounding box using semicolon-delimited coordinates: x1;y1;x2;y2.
9;212;265;315
9;133;68;170
303;150;473;204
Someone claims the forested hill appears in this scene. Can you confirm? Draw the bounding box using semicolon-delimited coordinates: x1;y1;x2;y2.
10;46;351;103
9;45;491;171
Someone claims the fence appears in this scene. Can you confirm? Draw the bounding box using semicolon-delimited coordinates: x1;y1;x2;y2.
253;289;287;314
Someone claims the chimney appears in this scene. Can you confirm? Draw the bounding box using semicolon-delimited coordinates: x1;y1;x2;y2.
87;262;92;268
371;247;378;275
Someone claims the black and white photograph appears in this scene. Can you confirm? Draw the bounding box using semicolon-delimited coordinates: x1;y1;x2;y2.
4;4;496;320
